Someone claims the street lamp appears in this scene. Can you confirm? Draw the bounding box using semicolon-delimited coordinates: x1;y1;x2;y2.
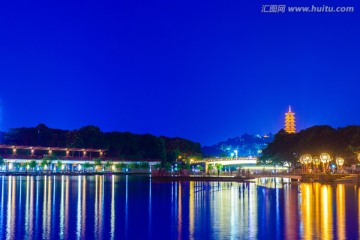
300;154;312;173
336;157;345;172
320;153;331;173
313;157;320;172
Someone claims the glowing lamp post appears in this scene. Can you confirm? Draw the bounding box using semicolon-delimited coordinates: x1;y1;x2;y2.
320;153;331;173
336;157;345;171
313;157;320;173
300;154;312;173
299;156;306;173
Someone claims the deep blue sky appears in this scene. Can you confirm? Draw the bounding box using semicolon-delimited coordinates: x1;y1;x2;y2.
0;0;359;145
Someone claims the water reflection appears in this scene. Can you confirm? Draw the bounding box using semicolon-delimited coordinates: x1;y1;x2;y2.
94;175;104;239
284;183;298;239
337;184;345;240
321;185;333;240
0;176;359;239
110;176;115;240
0;177;4;236
59;176;65;239
76;176;82;239
6;176;15;239
189;181;194;238
42;176;52;239
148;177;152;238
177;182;182;240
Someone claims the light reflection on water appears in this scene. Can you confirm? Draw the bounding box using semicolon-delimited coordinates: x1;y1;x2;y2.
0;176;359;239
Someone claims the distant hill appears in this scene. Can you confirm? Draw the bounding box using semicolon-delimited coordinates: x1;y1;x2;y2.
202;134;274;157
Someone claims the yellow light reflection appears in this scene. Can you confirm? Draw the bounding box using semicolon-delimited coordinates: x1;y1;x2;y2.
94;175;98;237
110;176;115;240
189;181;194;238
336;184;345;240
321;185;333;240
94;175;104;239
300;184;313;239
6;176;16;239
313;183;321;237
25;176;30;238
47;176;52;239
285;183;298;239
76;175;82;239
42;176;48;239
82;176;86;237
177;182;182;240
65;176;69;238
60;176;65;239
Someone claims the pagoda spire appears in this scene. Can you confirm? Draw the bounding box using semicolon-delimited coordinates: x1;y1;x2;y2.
284;106;296;134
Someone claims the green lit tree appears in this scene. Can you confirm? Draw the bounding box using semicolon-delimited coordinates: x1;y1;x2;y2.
164;162;172;171
93;158;102;172
46;159;53;171
29;160;37;171
105;161;113;170
153;163;161;170
115;162;127;171
208;164;213;174
83;162;92;171
0;156;5;171
40;158;48;169
215;163;223;176
140;162;149;169
129;162;140;169
12;162;20;171
20;162;29;172
57;160;63;171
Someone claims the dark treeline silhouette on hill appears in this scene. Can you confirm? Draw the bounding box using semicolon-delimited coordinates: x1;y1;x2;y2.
2;124;202;163
260;125;360;166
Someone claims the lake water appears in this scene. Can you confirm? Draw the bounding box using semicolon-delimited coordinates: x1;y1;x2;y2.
0;175;359;239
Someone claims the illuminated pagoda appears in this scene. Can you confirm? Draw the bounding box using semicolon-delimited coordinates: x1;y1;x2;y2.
284;106;296;133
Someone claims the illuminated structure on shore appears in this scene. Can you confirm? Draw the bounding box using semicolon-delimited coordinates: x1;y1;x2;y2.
0;144;159;172
285;106;296;133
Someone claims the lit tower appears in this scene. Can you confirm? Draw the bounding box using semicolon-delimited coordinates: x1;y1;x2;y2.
284;106;296;133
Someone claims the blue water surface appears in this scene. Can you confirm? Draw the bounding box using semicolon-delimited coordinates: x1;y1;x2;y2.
0;175;358;239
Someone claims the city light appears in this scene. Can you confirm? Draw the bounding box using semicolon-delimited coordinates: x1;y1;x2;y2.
300;154;312;173
336;157;345;170
320;153;331;173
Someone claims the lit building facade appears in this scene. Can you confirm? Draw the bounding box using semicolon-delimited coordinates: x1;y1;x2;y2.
285;106;296;133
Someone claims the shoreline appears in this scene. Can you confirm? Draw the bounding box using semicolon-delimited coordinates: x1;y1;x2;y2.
0;172;359;184
0;172;253;181
151;175;254;182
0;171;150;176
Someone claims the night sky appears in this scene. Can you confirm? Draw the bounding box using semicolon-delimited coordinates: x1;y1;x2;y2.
0;0;359;145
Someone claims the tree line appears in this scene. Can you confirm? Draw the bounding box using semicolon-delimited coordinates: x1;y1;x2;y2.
1;124;203;165
260;125;360;166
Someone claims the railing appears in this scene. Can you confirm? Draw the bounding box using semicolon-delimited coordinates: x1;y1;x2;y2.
1;154;159;162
